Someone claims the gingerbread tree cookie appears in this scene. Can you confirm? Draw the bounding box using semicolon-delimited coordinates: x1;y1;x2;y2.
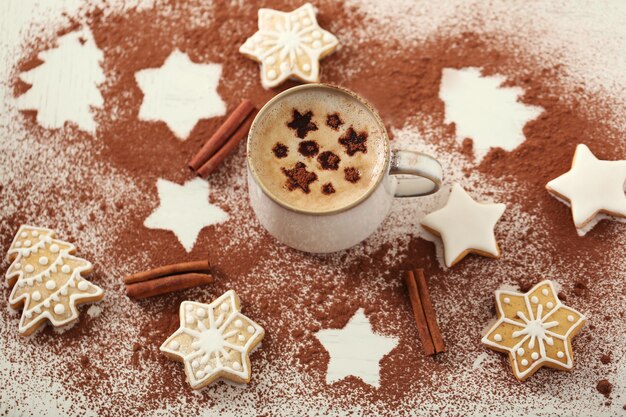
239;3;339;89
5;225;104;336
482;280;586;381
160;290;265;389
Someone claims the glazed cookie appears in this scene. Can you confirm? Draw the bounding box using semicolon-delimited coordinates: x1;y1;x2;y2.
546;144;626;234
5;225;104;336
482;280;586;381
160;290;265;389
239;3;339;89
421;184;506;267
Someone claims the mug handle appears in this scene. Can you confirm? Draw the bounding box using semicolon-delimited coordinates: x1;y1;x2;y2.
390;150;443;197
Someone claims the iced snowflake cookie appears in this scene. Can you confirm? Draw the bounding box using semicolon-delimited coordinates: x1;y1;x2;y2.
421;184;506;267
5;225;104;336
482;280;586;381
239;3;339;89
546;144;626;235
160;290;265;389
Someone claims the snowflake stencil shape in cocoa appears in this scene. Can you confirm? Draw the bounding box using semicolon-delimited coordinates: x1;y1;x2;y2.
160;291;265;388
239;3;339;89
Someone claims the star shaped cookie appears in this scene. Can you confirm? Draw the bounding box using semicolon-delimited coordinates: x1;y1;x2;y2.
421;184;506;267
546;144;626;234
160;290;265;389
239;3;339;89
482;280;586;381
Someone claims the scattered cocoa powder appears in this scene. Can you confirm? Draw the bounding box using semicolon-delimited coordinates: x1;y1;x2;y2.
2;1;624;415
600;354;611;364
596;379;612;398
317;150;341;170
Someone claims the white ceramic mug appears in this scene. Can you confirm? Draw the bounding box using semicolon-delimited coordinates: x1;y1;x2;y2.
247;84;443;253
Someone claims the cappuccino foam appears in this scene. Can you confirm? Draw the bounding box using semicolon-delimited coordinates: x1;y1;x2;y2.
248;86;388;213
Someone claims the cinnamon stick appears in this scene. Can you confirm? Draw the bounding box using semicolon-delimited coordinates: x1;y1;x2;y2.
188;99;255;170
197;109;258;178
126;273;213;299
404;269;435;356
414;269;446;353
124;260;210;285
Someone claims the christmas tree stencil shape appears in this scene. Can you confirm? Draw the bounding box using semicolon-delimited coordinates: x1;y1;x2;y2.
16;27;105;133
5;226;104;336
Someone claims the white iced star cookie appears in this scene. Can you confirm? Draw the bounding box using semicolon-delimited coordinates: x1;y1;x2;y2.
315;308;398;388
482;280;586;381
134;49;226;140
421;184;506;267
5;225;104;336
546;144;626;234
160;290;265;389
144;178;229;252
239;3;339;89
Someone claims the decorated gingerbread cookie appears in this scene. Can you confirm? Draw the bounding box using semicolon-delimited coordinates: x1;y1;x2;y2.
482;280;586;381
239;3;339;89
5;225;104;336
421;183;506;267
546;144;626;234
160;290;265;389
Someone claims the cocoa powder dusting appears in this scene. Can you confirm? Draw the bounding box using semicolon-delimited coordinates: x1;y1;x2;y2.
272;142;288;158
1;1;624;416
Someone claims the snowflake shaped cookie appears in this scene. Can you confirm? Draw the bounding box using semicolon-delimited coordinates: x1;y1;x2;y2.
5;225;104;336
482;280;586;381
160;290;265;389
546;144;626;235
239;3;339;89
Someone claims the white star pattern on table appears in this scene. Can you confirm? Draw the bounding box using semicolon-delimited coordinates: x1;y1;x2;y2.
546;144;626;233
421;184;506;267
239;3;339;89
134;49;226;140
143;178;229;252
160;290;265;389
314;308;398;388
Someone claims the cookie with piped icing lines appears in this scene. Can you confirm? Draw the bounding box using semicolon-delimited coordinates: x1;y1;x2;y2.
421;183;506;267
5;225;104;336
239;3;339;89
482;280;586;381
546;143;626;234
160;290;265;389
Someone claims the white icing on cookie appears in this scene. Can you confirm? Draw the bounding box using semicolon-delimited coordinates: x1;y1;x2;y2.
421;184;506;267
546;144;626;232
160;290;265;389
481;280;586;381
239;3;339;89
5;225;104;335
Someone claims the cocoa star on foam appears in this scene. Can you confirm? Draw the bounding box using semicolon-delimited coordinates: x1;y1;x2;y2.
239;3;339;89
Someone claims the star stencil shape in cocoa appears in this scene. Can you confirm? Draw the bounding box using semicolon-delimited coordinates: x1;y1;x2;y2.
315;308;398;388
144;178;229;252
482;280;586;381
160;290;265;389
546;144;626;234
134;49;226;140
239;3;339;89
5;225;104;336
421;184;506;267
